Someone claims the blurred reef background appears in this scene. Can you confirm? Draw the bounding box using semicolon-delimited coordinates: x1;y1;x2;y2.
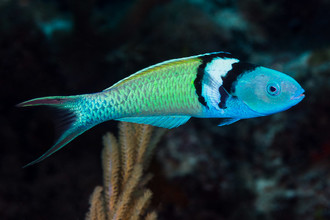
1;0;330;219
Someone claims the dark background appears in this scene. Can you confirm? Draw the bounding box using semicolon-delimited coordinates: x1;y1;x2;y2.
1;0;329;219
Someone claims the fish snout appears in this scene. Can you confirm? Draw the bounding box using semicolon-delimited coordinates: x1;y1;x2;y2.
290;87;305;101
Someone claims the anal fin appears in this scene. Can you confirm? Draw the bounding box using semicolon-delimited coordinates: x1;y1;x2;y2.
116;116;191;129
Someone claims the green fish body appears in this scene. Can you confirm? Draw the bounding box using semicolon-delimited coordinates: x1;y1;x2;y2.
90;56;204;122
19;52;304;166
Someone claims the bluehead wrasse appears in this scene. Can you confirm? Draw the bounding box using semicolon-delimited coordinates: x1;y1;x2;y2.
18;52;305;167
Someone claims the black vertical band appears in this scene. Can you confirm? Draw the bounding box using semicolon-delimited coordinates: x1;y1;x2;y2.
218;86;229;109
221;62;259;94
194;52;235;108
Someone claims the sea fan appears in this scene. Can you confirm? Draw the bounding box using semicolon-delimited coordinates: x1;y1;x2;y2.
86;122;166;220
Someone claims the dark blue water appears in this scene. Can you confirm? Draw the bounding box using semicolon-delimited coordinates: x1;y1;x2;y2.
1;0;329;219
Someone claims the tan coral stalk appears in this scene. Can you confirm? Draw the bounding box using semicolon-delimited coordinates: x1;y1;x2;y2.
86;122;164;220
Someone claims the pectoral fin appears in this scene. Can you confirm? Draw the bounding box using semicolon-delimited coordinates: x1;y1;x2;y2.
218;118;240;126
218;86;230;109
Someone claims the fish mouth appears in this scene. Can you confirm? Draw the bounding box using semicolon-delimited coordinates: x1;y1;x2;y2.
291;88;305;101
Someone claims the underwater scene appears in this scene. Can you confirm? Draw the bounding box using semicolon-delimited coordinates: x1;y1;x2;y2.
1;0;330;219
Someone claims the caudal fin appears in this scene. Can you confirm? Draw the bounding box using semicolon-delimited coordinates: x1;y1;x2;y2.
18;95;94;167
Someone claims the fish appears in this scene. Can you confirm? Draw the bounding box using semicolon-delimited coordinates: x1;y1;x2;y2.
18;52;305;167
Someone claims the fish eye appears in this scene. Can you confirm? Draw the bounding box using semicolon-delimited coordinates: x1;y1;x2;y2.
267;83;281;96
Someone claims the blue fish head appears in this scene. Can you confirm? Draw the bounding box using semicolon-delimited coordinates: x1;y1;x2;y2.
233;66;305;116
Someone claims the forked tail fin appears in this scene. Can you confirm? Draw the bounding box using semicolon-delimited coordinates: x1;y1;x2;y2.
18;95;94;167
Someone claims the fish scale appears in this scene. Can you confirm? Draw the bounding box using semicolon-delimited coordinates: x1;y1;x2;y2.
96;59;204;119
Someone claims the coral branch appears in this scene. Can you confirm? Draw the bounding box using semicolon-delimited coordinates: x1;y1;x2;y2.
112;165;143;220
102;133;121;213
86;122;164;220
130;189;153;220
119;122;138;185
145;211;157;220
86;186;106;220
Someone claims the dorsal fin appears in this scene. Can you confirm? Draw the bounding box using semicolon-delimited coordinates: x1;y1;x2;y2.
103;52;234;91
